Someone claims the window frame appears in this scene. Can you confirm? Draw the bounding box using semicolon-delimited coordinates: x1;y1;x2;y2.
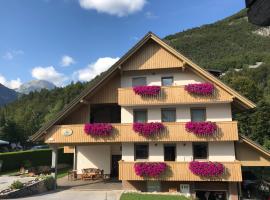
133;109;148;123
132;77;147;87
192;142;208;160
161;108;176;122
190;107;206;122
161;76;174;86
134;143;149;160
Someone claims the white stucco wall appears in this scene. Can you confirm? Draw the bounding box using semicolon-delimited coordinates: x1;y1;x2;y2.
149;143;164;161
121;69;205;88
121;104;232;123
76;145;111;174
208;142;235;161
176;142;193;162
122;143;134;161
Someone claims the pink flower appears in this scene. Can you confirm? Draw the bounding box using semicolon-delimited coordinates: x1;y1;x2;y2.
134;162;167;177
133;122;165;137
185;121;217;136
189;161;225;177
84;123;113;137
133;86;161;96
185;83;214;95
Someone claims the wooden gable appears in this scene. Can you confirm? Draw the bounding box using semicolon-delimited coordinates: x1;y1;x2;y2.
122;39;184;71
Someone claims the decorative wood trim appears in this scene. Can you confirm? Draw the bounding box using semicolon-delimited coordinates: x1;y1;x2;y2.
45;121;239;144
118;86;233;106
118;161;242;182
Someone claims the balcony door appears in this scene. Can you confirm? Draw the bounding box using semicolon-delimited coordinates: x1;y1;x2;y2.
164;144;176;161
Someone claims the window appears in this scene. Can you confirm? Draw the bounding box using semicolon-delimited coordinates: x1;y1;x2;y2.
191;108;206;122
135;143;149;160
164;144;176;161
161;77;174;86
193;143;208;159
161;108;176;122
134;109;147;123
132;77;146;87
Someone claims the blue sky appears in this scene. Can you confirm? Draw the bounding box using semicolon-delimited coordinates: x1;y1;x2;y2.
0;0;245;89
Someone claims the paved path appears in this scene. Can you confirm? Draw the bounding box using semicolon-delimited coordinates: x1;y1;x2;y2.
8;189;123;200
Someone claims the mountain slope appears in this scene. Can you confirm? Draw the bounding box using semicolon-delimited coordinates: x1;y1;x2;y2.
0;84;18;106
165;10;270;71
16;80;56;94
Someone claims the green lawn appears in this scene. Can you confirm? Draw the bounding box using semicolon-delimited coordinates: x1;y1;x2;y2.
56;167;71;179
120;193;190;200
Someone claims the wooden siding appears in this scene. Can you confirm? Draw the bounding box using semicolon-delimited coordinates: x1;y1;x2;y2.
118;161;242;182
60;104;90;124
235;141;270;166
45;121;238;144
64;146;74;153
89;74;120;104
118;86;233;106
122;40;184;71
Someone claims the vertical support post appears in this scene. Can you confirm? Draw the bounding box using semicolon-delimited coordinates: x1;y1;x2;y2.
73;146;77;170
51;145;58;189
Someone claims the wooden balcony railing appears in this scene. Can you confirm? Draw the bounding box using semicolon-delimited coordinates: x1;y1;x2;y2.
118;161;242;182
45;121;238;143
118;86;233;106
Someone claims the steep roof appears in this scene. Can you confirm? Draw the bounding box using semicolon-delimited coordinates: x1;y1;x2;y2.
30;32;256;142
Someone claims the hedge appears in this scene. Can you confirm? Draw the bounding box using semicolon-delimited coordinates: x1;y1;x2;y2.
0;148;72;172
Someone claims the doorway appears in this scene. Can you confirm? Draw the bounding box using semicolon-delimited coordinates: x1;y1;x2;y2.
164;144;176;161
111;155;122;178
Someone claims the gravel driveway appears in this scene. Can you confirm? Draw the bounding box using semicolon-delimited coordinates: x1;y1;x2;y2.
8;189;123;200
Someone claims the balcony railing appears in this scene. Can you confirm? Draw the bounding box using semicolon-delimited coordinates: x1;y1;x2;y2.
118;161;242;182
45;121;238;143
118;86;233;106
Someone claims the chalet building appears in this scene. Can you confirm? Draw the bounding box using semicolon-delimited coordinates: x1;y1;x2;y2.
31;32;270;199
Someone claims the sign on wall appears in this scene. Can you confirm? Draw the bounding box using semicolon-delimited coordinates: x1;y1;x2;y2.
62;128;73;136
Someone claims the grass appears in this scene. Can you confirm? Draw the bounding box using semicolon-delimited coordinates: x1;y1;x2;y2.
120;193;190;200
56;167;71;179
0;169;19;176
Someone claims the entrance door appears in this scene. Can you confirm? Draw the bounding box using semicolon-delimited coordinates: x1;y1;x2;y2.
111;155;121;178
196;191;227;200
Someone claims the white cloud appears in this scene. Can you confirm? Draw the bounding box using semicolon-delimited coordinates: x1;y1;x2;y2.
31;66;68;86
78;0;146;17
74;57;119;82
61;55;75;67
0;74;22;89
2;50;24;60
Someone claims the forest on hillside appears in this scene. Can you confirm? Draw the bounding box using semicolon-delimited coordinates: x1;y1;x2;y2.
0;10;270;149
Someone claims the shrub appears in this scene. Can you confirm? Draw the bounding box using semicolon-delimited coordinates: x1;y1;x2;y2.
133;122;165;137
189;161;225;177
133;86;161;96
184;83;214;95
10;180;24;190
134;162;167;177
185;121;217;136
43;176;55;190
84;123;113;136
0;148;72;172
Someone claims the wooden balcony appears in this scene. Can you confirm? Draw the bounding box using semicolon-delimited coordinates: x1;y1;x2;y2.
118;161;242;182
45;121;238;144
118;86;233;106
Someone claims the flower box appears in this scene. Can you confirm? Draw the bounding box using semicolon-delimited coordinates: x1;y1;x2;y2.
185;121;217;136
184;83;214;95
133;86;161;96
84;123;113;136
133;122;164;137
134;162;167;177
189;161;225;177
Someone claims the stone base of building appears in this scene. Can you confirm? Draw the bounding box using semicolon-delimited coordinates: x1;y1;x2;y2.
122;180;239;200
